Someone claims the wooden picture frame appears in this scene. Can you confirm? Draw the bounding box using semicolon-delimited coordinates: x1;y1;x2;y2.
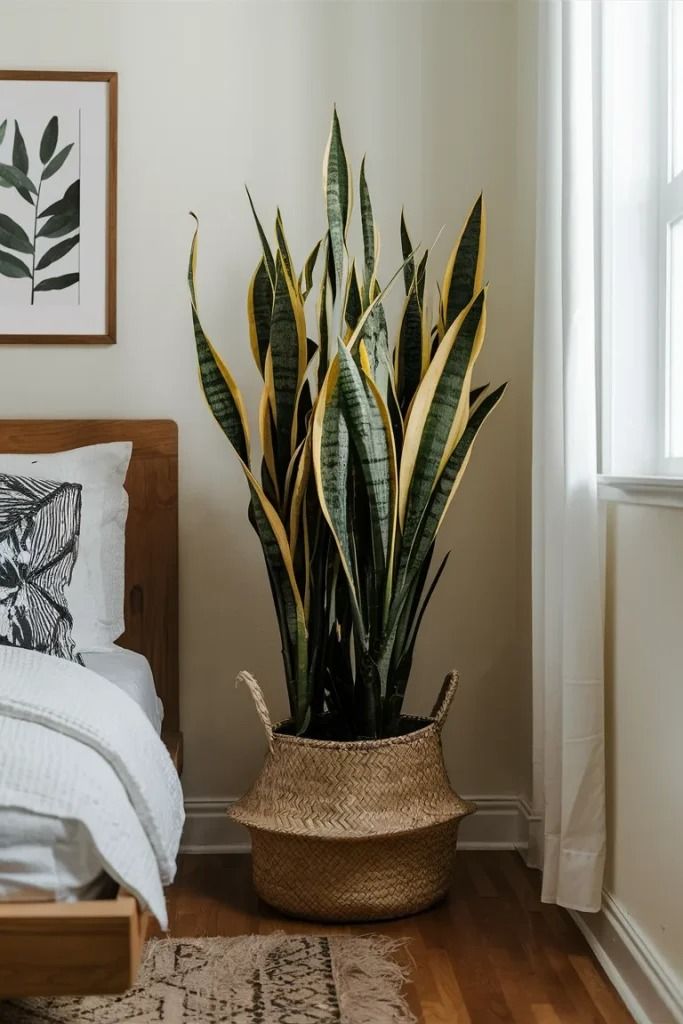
0;71;117;344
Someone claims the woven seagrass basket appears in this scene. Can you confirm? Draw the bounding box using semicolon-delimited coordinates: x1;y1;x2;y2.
230;670;475;922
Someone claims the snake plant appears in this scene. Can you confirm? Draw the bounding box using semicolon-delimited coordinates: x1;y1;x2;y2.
189;109;506;740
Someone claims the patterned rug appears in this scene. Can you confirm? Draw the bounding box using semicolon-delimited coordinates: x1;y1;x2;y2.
0;934;415;1023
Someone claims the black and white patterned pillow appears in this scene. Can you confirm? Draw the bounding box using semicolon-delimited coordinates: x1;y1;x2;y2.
0;473;82;663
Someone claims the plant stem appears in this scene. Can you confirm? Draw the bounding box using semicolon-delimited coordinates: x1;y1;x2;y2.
30;176;42;306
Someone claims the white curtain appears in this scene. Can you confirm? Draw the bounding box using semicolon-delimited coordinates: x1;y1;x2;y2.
532;0;606;912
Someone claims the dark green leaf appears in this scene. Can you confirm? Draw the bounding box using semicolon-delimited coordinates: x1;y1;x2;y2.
359;157;376;292
16;187;34;205
324;107;350;295
0;162;37;194
36;233;79;270
188;214;250;465
42;143;74;181
0;250;31;278
0;119;6;146
39;179;79;219
12;121;28;174
40;116;58;164
245;186;276;286
344;261;362;331
34;272;79;292
37;209;79;239
400;210;414;295
444;194;483;329
247;257;273;374
0;213;33;254
270;251;304;486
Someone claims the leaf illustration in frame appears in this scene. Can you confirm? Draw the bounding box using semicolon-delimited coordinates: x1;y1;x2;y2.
0;213;33;254
12;121;28;174
42;143;73;181
0;162;37;195
37;210;79;239
39;180;79;219
34;272;79;292
0;119;6;147
40;116;58;164
0;251;31;278
36;234;79;271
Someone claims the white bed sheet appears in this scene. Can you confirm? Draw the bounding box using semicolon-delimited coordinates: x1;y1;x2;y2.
0;648;167;906
82;647;163;734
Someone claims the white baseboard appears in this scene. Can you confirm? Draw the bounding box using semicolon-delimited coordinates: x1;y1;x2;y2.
570;892;683;1024
180;793;537;855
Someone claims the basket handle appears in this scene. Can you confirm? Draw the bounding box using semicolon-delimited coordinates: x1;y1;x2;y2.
236;671;274;752
431;670;459;731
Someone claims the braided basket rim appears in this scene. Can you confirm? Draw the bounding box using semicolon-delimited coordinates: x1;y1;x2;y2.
268;713;438;751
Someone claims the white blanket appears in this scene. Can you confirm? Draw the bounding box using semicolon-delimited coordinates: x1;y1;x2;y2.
0;647;184;928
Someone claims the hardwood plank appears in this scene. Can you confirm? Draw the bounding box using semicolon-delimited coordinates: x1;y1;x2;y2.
152;852;635;1023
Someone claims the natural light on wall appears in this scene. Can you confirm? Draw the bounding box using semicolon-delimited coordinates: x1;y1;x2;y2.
601;0;683;484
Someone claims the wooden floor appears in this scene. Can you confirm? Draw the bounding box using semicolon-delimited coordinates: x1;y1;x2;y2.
149;852;634;1023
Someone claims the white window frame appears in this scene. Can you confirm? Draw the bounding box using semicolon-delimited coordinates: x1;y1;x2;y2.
660;0;683;475
598;0;683;506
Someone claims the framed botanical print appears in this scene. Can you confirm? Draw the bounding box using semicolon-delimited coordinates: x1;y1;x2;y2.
0;71;117;344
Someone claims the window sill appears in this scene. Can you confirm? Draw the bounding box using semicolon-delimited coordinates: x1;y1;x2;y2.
598;475;683;509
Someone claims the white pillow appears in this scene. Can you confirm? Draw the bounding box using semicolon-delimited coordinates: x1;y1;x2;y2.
0;442;132;652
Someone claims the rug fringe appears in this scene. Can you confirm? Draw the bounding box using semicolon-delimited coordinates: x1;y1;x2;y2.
329;935;417;1024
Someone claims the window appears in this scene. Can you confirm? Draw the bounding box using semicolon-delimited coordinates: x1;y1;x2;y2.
663;1;683;469
600;0;683;485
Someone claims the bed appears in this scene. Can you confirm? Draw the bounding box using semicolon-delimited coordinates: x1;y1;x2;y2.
0;419;180;999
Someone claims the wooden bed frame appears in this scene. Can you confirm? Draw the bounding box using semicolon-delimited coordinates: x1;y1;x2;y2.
0;420;179;998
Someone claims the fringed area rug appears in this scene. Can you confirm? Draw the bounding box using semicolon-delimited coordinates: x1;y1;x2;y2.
1;934;415;1024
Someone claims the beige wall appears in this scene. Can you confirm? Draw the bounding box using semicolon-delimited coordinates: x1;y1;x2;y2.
605;502;683;988
0;0;534;803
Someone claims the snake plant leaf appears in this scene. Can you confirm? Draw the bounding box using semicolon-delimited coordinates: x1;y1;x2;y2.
188;215;251;464
323;107;351;297
399;289;486;549
288;434;312;553
39;179;79;219
416;249;428;305
243;464;310;731
317;240;330;386
270;251;307;476
0;213;33;254
395;280;423;416
0;120;6;147
247;258;273;376
245;186;276;286
259;384;280;507
403;382;507;584
0;250;31;278
312;359;366;644
34;272;79;292
360;156;378;293
299;238;322;301
275;208;295;284
343;259;362;332
0;162;37;195
441;193;486;331
12;121;28;175
400;209;415;295
470;382;489;406
336;341;397;596
43;143;74;181
40;116;59;164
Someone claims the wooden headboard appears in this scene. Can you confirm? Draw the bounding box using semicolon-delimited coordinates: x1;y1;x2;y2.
0;420;179;734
